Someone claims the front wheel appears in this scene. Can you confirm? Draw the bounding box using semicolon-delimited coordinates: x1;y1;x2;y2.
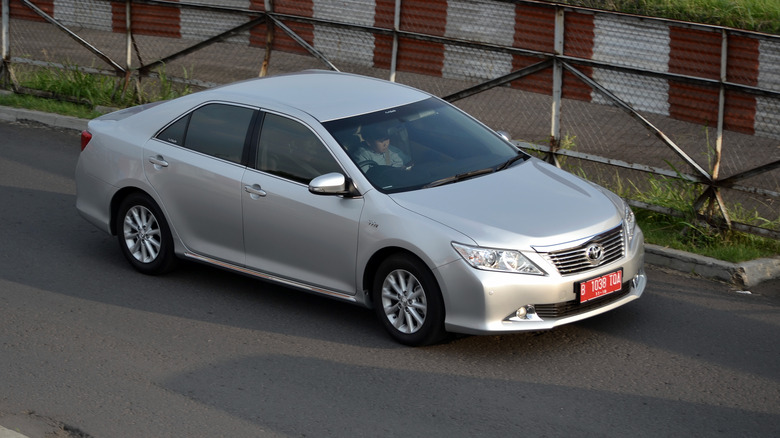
115;193;177;275
372;254;446;346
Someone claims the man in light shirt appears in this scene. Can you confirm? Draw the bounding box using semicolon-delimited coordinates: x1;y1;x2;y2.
355;125;405;169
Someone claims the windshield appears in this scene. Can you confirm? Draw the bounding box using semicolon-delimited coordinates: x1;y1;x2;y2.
323;98;527;193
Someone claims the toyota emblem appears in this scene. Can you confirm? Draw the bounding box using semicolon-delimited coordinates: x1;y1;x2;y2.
585;244;605;265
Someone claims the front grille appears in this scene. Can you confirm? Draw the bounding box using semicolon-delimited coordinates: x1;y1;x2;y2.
540;225;625;275
534;282;631;319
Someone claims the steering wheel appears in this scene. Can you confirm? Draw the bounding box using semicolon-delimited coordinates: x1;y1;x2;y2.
357;160;379;171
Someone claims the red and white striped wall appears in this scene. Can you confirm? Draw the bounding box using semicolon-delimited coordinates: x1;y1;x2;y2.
6;0;779;139
381;0;779;139
756;39;780;138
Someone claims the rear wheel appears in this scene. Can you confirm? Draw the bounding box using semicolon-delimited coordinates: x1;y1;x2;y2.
115;193;177;275
372;254;446;346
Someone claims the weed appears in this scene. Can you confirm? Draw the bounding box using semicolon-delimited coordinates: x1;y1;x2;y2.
0;92;102;119
21;63;123;107
637;208;780;262
535;134;779;262
549;0;780;34
14;63;192;109
154;65;192;101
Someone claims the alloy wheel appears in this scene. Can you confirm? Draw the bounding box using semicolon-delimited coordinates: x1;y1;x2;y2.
122;205;162;264
380;269;428;334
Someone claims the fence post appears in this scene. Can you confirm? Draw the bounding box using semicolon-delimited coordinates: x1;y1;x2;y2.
120;0;136;100
696;28;732;228
693;30;732;229
712;29;731;225
125;0;132;70
548;6;564;167
713;29;728;181
389;0;401;82
1;0;9;87
259;0;273;77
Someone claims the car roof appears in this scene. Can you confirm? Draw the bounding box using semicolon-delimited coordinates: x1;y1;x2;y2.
199;70;432;122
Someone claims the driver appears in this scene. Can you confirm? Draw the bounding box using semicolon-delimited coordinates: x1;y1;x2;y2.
355;125;404;168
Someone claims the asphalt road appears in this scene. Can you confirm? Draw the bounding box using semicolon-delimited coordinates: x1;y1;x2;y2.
1;120;778;437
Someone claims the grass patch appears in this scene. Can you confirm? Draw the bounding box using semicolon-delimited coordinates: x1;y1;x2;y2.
616;173;779;262
637;208;780;262
0;63;193;119
21;64;135;108
0;92;102;119
3;63;192;113
549;0;780;34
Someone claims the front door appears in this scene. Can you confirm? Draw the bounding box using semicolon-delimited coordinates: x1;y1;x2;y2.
242;112;363;295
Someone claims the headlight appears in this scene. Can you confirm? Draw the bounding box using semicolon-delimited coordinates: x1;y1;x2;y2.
452;243;545;275
624;202;636;243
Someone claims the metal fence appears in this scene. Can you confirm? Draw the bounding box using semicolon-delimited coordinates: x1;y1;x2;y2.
2;0;779;238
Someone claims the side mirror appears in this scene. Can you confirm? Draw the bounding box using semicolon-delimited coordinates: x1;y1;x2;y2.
309;172;357;197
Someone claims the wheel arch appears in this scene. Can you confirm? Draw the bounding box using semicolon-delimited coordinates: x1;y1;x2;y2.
362;246;435;308
109;187;157;236
366;247;448;346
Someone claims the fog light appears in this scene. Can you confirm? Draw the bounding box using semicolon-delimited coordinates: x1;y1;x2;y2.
516;305;535;320
507;305;539;322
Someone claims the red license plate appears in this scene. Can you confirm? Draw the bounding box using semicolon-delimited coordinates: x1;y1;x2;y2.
578;269;623;303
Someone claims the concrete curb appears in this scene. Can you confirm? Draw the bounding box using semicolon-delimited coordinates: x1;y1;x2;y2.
645;244;780;289
1;104;778;288
0;105;88;132
0;425;29;438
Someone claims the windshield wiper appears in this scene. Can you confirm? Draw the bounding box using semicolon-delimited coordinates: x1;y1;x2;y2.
424;167;496;188
496;152;530;171
423;153;530;189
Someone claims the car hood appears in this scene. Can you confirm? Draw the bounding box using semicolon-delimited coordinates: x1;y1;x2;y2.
389;159;622;249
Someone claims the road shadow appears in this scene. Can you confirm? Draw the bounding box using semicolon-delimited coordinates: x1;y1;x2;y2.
159;352;780;437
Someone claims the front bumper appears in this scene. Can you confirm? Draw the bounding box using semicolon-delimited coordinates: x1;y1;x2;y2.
436;232;646;335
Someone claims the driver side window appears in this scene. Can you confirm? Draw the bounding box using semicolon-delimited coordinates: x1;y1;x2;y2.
256;113;342;184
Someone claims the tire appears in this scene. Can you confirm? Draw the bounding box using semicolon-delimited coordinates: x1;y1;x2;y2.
372;254;446;346
115;193;177;275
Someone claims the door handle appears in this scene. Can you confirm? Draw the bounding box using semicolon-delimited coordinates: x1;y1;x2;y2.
244;184;267;198
148;156;169;168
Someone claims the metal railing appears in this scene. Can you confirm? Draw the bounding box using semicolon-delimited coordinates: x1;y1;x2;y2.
1;0;778;238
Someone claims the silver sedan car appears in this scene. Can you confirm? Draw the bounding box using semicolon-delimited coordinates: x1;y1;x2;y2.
76;70;646;346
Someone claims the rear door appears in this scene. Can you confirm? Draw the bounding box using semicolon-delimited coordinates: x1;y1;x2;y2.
144;102;257;264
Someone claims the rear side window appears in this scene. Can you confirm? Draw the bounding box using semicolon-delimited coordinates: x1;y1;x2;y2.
158;116;187;145
156;103;255;164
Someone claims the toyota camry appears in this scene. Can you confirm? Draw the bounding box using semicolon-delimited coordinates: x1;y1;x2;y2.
75;70;646;346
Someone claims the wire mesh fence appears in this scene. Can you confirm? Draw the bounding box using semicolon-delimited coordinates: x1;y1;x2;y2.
1;0;778;237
